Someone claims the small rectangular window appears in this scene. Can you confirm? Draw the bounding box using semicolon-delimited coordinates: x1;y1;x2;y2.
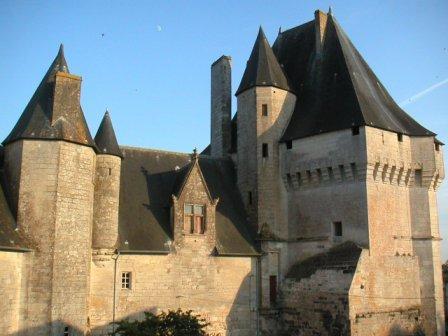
435;143;440;152
63;327;70;336
286;173;292;187
262;104;268;116
397;133;403;142
262;143;268;158
333;222;342;237
121;272;132;289
108;168;112;175
248;191;253;205
351;126;359;136
286;140;292;149
184;204;205;234
269;275;277;305
415;169;422;187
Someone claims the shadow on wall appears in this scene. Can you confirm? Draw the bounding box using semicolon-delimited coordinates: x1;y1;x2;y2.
388;323;425;336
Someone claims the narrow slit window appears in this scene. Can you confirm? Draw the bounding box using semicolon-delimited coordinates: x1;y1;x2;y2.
269;275;277;305
351;126;359;136
415;169;422;187
435;143;440;152
262;143;269;158
121;272;132;289
286;140;292;150
248;191;253;205
108;168;112;175
333;222;342;237
397;133;403;142
262;104;268;116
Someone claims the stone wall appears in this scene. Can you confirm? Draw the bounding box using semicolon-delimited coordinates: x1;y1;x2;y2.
211;56;232;158
0;251;28;335
349;250;422;335
93;154;121;249
4;140;96;336
89;253;257;336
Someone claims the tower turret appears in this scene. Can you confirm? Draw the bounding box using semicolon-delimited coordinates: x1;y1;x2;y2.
92;111;122;250
235;27;296;309
2;45;97;335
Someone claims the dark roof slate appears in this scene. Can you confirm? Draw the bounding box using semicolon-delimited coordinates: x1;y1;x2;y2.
0;154;31;251
286;241;362;281
2;45;96;148
94;111;122;158
118;146;258;256
273;14;434;141
236;27;291;96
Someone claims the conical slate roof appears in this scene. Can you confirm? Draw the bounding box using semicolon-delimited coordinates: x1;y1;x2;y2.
272;13;434;141
236;27;291;96
2;45;96;148
94;111;122;158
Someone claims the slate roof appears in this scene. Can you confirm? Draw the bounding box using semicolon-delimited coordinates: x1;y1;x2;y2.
118;146;258;256
94;111;123;158
236;27;291;96
2;45;96;148
286;241;362;281
0;147;31;251
272;13;434;141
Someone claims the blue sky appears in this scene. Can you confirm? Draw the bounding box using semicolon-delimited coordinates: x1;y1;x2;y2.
1;0;447;259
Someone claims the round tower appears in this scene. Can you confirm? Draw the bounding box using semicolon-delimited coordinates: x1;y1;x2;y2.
92;111;122;250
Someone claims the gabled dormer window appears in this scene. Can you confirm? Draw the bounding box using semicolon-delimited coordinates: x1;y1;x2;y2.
184;204;205;234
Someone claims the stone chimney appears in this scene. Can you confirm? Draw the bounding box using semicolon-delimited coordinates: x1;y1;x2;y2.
52;71;82;125
314;9;329;58
211;55;232;157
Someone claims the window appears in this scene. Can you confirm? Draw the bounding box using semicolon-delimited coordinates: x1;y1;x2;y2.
351;126;359;136
297;172;302;186
248;191;253;205
397;133;403;142
286;140;292;149
262;104;268;116
435;143;440;152
269;275;277;305
108;168;112;175
121;272;131;289
414;169;422;187
333;221;342;237
63;327;70;336
286;173;292;187
184;204;205;234
262;143;268;158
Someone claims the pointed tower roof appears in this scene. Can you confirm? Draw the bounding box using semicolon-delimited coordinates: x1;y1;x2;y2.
2;45;96;148
94;111;122;158
236;27;291;96
272;12;434;140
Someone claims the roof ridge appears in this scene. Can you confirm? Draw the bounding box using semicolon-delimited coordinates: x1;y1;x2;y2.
120;145;191;156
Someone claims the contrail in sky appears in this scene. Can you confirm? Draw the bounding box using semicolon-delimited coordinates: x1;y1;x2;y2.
400;78;448;107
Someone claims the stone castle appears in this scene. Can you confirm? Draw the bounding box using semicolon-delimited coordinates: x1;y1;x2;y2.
0;9;445;336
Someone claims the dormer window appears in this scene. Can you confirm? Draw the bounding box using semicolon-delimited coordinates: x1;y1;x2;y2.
184;204;205;234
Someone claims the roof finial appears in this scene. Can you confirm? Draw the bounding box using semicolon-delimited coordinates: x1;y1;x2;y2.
191;147;199;160
278;26;282;34
328;6;333;15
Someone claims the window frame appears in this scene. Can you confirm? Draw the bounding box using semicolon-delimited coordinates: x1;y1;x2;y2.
121;271;132;290
184;203;206;234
